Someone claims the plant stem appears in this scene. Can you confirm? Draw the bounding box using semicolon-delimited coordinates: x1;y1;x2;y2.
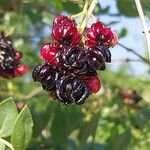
134;0;150;63
0;138;15;150
24;86;43;100
118;43;150;65
79;0;89;25
80;0;98;33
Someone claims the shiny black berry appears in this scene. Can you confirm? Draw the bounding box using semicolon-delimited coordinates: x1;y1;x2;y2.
87;47;106;71
32;63;60;91
97;45;111;63
59;46;97;76
56;76;90;105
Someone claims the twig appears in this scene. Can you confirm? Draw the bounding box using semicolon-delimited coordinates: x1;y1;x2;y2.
79;0;89;26
118;43;150;65
24;87;43;100
0;138;15;150
80;0;98;33
112;58;143;63
134;0;150;62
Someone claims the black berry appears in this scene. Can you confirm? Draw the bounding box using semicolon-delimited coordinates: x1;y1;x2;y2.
56;76;90;105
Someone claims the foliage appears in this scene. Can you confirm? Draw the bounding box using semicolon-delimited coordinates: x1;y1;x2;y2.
0;98;33;150
0;0;150;150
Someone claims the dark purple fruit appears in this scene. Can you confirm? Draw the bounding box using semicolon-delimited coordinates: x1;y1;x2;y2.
56;76;90;105
32;63;60;91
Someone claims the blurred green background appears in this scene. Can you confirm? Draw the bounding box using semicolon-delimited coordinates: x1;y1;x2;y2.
0;0;150;149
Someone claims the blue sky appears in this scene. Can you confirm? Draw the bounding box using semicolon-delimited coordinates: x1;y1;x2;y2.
100;0;150;77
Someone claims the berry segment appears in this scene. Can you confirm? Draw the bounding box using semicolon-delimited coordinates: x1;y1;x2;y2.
32;15;117;105
53;15;76;27
86;21;118;48
14;64;29;77
40;43;59;65
86;76;101;94
56;76;89;105
52;15;81;46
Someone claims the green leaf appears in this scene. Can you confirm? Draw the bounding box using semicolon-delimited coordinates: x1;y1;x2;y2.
51;105;83;149
11;105;33;150
23;4;42;24
107;130;131;150
62;1;81;14
93;5;110;15
117;0;138;17
84;142;107;150
133;108;150;129
0;141;5;150
78;112;100;144
119;28;128;38
51;106;68;148
31;97;55;137
0;97;18;138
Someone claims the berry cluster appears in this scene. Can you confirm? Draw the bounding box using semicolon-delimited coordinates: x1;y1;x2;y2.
119;88;142;106
0;32;28;79
32;15;117;105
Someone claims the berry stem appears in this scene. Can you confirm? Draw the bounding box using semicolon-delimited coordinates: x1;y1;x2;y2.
71;0;89;20
0;138;15;150
73;0;98;33
24;87;43;100
80;0;98;33
79;0;89;25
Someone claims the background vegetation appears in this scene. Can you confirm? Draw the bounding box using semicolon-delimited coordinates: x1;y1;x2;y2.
0;0;150;149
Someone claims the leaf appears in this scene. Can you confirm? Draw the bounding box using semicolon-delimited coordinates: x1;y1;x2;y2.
84;142;107;150
93;5;110;15
107;130;131;150
78;112;100;144
51;105;83;148
62;1;81;14
119;28;128;38
132;108;150;129
117;0;138;17
23;4;42;24
50;0;63;12
51;106;68;148
31;97;55;137
11;105;33;150
0;97;18;138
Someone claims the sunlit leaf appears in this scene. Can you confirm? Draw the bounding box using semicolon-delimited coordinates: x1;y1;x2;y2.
0;98;18;138
11;105;33;150
107;130;131;150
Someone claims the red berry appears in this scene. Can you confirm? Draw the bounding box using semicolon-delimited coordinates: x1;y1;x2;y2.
15;51;22;61
14;64;29;77
53;15;76;26
52;25;81;45
110;31;118;47
52;15;81;46
85;21;116;47
86;76;101;94
40;43;59;65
